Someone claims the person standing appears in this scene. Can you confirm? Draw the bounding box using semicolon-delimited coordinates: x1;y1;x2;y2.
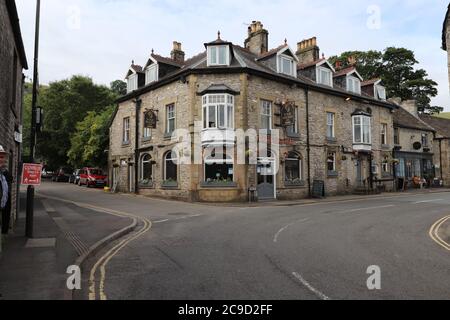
0;146;12;235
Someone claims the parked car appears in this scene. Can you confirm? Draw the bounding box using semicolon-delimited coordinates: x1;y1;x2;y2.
69;169;81;184
41;170;54;180
78;168;108;188
52;167;74;182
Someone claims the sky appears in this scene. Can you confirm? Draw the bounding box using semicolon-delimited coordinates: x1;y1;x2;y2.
16;0;450;111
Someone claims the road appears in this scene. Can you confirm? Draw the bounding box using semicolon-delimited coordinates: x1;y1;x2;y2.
36;181;450;300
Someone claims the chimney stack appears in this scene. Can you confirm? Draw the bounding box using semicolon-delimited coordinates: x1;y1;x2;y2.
244;21;269;55
296;37;320;65
171;41;185;63
401;100;419;117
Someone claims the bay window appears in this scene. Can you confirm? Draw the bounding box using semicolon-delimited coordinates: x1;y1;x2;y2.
353;115;371;144
202;94;234;130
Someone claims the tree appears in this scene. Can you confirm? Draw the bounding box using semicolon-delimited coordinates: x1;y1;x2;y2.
329;47;442;114
67;105;115;169
36;75;117;169
110;80;127;96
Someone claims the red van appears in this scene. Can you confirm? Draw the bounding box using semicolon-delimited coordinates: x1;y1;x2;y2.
78;168;108;188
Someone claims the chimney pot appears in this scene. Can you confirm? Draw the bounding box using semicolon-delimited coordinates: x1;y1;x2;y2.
245;20;269;55
296;37;320;65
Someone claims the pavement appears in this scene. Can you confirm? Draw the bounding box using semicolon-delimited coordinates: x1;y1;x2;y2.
2;181;450;300
0;188;130;300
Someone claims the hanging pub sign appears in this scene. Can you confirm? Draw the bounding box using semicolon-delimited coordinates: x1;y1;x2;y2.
144;109;158;129
279;101;296;128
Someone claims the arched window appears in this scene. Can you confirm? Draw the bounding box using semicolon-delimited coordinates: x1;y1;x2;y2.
164;151;178;182
285;152;302;183
140;154;153;183
204;151;234;183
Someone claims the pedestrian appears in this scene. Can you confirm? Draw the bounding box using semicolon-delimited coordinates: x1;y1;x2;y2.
0;145;12;235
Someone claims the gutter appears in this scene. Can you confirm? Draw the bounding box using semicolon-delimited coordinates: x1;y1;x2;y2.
134;98;142;194
305;88;312;198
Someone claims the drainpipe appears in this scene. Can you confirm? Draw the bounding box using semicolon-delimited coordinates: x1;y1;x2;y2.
134;97;142;195
305;88;312;198
439;139;443;182
392;147;397;191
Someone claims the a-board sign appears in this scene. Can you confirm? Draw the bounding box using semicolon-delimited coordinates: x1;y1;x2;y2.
312;180;325;198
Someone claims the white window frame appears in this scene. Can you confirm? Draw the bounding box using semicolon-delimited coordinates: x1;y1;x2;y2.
207;45;230;66
326;112;335;138
285;153;303;182
202;94;235;130
127;74;138;93
166;104;176;134
164;151;178;182
347;76;361;94
422;133;429;147
381;123;388;145
327;152;336;172
145;64;158;85
140;154;153;181
376;85;386;100
260;100;273;130
123;117;130;144
353;115;372;144
382;158;390;173
317;66;333;87
278;54;296;77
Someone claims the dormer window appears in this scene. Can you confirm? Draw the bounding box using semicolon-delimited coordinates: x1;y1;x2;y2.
145;64;158;84
317;66;333;87
127;74;138;93
376;85;386;100
278;55;296;77
208;46;230;66
347;76;361;94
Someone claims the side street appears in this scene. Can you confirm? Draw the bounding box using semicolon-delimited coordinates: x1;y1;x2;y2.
1;0;450;302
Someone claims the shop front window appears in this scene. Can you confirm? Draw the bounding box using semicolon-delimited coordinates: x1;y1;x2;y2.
285;152;303;184
204;152;234;185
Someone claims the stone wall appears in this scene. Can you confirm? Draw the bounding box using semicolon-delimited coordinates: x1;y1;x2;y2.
0;0;25;234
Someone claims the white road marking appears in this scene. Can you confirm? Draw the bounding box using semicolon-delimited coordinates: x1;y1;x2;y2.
153;219;170;224
292;272;330;301
153;214;203;224
414;199;444;204
347;205;395;213
273;218;309;243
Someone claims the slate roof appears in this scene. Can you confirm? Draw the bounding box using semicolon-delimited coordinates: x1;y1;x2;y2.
297;58;326;70
117;40;397;111
419;115;450;138
333;66;357;78
361;78;381;86
393;107;435;132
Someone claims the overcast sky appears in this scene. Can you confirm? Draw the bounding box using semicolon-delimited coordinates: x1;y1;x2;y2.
16;0;450;111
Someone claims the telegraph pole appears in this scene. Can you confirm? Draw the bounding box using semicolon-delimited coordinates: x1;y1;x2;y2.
26;0;41;238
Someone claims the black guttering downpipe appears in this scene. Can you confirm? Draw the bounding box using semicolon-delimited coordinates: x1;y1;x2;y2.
134;97;142;195
305;88;312;198
439;138;444;181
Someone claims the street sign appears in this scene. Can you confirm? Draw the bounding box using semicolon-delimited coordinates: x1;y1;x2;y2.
22;163;43;186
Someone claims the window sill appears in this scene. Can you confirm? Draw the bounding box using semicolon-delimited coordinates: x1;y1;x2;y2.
284;181;306;188
327;171;338;178
122;142;131;147
286;132;301;139
200;182;238;188
142;137;152;143
161;181;178;188
164;133;174;140
381;144;391;150
139;183;155;189
326;137;337;144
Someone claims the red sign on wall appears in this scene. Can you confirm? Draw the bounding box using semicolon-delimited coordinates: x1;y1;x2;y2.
21;163;43;186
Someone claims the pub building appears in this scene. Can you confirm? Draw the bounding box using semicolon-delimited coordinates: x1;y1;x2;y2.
109;21;403;202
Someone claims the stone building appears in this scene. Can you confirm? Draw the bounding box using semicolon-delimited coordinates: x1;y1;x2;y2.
392;100;436;189
419;115;450;187
0;0;28;235
109;21;398;202
443;4;450;92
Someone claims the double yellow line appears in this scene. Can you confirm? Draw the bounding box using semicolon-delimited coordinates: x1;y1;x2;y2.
429;215;450;251
88;213;152;301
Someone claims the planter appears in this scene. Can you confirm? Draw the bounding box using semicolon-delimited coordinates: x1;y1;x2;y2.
200;181;238;188
161;181;178;188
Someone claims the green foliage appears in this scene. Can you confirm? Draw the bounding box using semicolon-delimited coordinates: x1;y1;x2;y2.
329;47;442;115
110;80;127;96
67;106;115;168
29;75;118;169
